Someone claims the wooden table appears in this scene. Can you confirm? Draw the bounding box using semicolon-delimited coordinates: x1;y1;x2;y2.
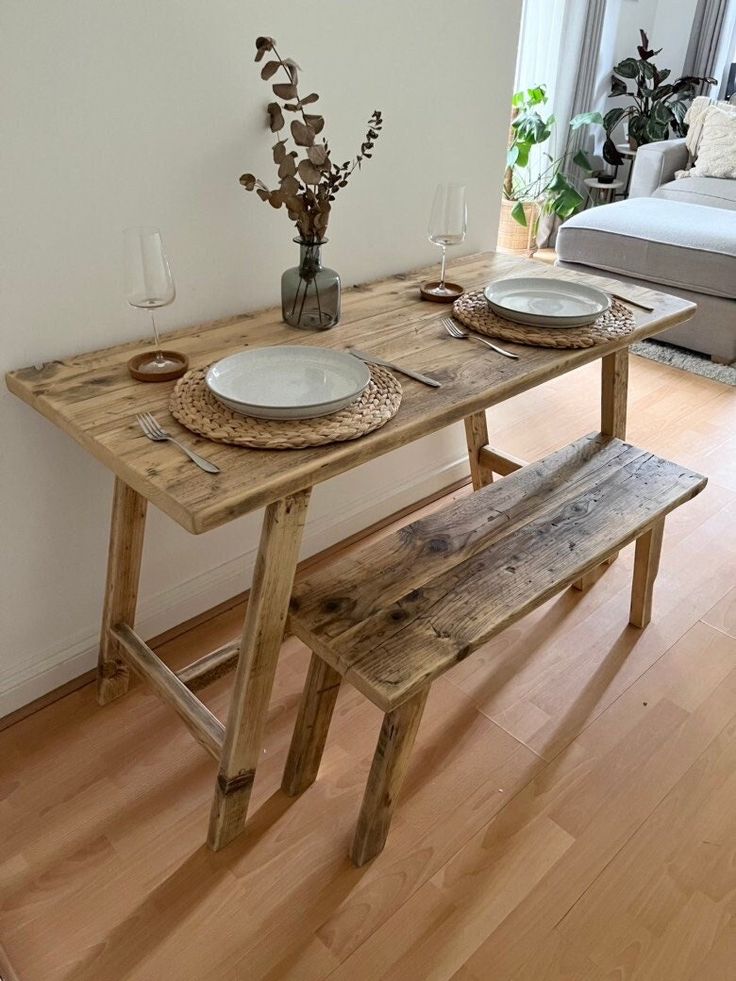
5;251;695;851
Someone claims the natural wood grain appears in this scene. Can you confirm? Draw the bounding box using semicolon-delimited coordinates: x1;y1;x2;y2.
0;943;20;981
208;490;311;850
601;348;629;439
573;349;629;590
5;253;696;534
176;640;240;692
629;517;665;628
350;686;430;867
479;445;526;476
290;435;706;712
463;411;493;489
281;653;342;797
0;353;733;981
113;624;224;760
703;586;736;639
97;479;147;705
290;435;646;643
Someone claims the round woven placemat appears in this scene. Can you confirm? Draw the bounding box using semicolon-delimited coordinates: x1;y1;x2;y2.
452;291;635;349
169;363;402;450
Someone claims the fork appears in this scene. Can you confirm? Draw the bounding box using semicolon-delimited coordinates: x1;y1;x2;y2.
136;412;220;474
441;318;519;360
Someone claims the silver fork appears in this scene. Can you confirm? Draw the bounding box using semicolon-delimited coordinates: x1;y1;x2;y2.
441;318;519;360
136;412;220;474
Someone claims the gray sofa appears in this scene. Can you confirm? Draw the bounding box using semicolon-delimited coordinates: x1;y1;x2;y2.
557;138;736;363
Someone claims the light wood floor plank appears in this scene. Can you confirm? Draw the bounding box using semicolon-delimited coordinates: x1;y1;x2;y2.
1;356;735;980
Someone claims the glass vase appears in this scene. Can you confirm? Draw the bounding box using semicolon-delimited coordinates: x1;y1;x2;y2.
281;238;341;330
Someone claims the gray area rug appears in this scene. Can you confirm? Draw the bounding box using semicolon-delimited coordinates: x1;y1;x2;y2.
631;340;736;387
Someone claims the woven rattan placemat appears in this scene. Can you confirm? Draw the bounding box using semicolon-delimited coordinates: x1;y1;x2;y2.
452;291;635;350
170;363;402;450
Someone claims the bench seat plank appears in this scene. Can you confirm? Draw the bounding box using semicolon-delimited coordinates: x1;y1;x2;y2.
289;434;706;712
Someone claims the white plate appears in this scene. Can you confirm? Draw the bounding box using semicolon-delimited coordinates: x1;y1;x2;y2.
205;346;371;420
484;277;610;327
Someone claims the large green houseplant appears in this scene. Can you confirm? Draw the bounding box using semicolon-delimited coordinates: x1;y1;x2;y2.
602;30;716;165
501;85;601;249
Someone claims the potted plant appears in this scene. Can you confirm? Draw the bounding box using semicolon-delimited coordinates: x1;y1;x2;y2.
500;85;602;252
602;30;716;165
239;36;383;330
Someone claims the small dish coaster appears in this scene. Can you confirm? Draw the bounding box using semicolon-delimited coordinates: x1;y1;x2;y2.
420;281;464;303
170;363;402;450
452;291;635;350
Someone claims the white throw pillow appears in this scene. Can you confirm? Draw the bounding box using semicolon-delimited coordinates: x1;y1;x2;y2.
690;106;736;179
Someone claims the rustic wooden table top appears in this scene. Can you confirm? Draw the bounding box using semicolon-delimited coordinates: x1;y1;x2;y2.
5;251;695;534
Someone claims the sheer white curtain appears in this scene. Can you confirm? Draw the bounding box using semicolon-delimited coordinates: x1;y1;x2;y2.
513;0;621;243
515;0;567;104
515;0;621;157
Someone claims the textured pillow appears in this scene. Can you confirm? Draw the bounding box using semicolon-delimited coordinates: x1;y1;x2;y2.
691;107;736;179
684;97;736;159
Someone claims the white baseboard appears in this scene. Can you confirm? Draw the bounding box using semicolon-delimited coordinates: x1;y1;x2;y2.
0;454;469;719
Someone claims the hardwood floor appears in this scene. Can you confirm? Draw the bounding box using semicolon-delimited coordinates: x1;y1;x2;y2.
1;354;735;981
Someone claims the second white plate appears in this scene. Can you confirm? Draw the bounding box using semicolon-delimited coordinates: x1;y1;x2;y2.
206;346;371;420
484;277;610;327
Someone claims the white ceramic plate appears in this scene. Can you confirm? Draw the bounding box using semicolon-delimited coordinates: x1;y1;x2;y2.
484;277;611;327
205;346;371;420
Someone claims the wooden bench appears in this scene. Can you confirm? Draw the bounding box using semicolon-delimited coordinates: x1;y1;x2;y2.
284;433;707;865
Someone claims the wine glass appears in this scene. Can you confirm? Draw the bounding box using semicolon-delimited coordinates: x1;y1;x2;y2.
123;227;186;379
423;183;467;301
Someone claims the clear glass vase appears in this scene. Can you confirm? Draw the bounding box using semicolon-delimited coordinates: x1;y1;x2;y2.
281;238;341;330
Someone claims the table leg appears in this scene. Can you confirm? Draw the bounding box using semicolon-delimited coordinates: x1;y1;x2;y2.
601;349;629;439
97;478;147;705
464;411;494;490
574;349;630;591
208;488;312;851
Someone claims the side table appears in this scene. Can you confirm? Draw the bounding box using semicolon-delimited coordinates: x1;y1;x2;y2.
584;178;624;208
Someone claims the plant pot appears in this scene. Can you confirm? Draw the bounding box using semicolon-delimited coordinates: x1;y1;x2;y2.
281;238;341;330
497;199;539;253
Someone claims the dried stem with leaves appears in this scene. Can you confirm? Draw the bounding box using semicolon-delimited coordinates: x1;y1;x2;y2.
240;36;383;243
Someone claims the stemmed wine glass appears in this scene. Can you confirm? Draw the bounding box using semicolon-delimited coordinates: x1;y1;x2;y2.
422;183;467;302
123;227;187;380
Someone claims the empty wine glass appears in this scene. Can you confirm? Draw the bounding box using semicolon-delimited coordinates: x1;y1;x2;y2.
124;227;186;379
424;183;467;301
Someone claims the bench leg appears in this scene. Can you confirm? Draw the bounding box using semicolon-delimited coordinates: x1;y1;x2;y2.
464;411;494;490
629;518;665;628
571;554;617;592
97;479;147;706
282;653;342;796
350;686;429;867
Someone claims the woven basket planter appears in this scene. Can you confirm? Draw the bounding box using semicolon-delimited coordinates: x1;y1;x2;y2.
497;198;539;253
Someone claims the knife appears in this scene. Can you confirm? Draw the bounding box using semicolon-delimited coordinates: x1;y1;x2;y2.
348;347;442;388
608;290;655;312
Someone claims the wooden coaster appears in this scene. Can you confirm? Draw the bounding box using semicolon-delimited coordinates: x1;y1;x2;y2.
170;363;402;450
452;292;635;350
128;350;189;382
420;281;464;303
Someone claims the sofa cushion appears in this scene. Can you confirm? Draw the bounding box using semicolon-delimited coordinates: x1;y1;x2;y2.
556;198;736;300
683;96;736;158
691;107;736;179
654;176;736;211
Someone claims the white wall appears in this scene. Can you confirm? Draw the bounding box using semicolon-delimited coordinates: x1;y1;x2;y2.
614;0;698;76
652;0;701;77
0;0;523;715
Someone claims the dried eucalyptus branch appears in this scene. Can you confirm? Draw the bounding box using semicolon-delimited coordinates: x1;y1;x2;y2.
239;36;383;243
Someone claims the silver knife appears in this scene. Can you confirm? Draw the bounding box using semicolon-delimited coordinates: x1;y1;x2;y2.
348;347;442;388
